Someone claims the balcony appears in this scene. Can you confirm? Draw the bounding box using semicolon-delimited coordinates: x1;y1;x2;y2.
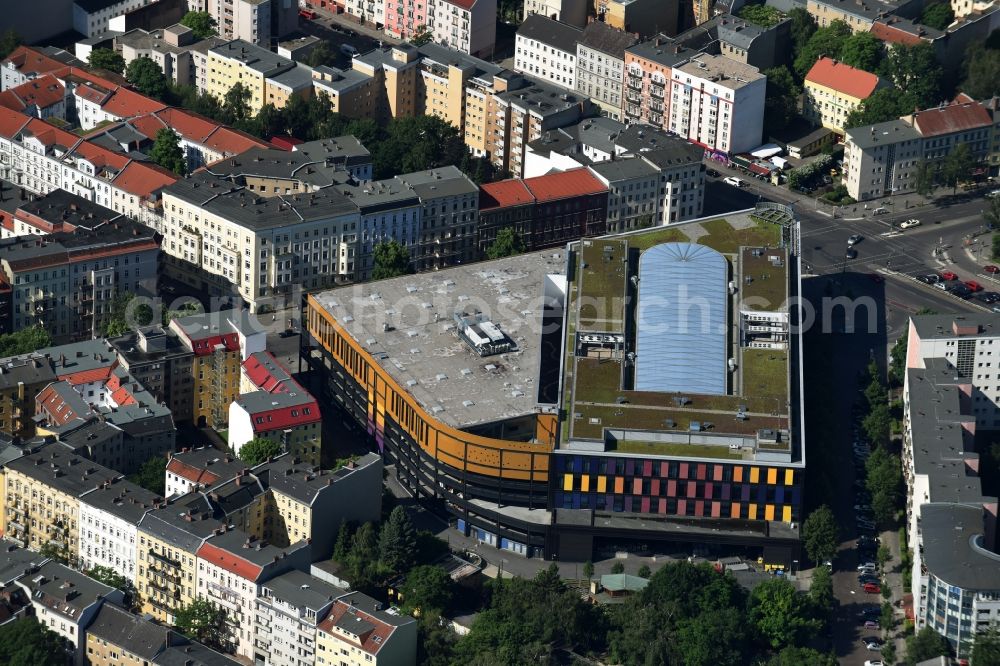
626;79;642;92
148;549;181;568
649;86;664;99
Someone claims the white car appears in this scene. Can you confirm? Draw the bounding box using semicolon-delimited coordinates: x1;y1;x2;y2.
987;189;1000;199
723;176;744;187
899;218;921;229
865;661;884;666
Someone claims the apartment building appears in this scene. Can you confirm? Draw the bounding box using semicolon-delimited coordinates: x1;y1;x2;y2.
203;136;374;189
267;453;382;558
206;40;296;113
116;24;226;88
522;0;588;26
6;187;121;237
78;477;159;579
71;76;168;132
515;15;583;90
803;0;896;32
426;0;497;58
803;57;887;135
667;54;766;155
393;165;479;271
623;38;695;131
254;569;345;666
265;64;315;109
843;96;994;201
495;82;589;177
717;16;791;71
0;75;67;121
315;591;417;666
1;46;83;93
311;65;379;118
160;173;363;312
110;326;197;423
230;351;322;466
594;0;679;37
167;310;266;429
0;106;176;228
192;0;298;47
164;447;248;498
575;20;639;121
587;157;661;232
16;560;123;663
73;0;157;38
136;493;224;624
343;0;386;32
84;602;179;666
478;168;608;252
0;357;56;439
196;527;311;660
2;442;121;562
0;218;159;343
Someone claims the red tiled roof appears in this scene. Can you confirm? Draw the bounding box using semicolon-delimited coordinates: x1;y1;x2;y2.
242;352;287;393
0;75;66;112
524;167;608;203
0;106;30;140
911;101;993;137
440;0;478;9
166;458;223;487
0;91;25;113
67;139;130;172
1;46;67;78
317;599;396;655
111;161;177;198
73;82;113;107
100;87;166;119
35;384;84;426
248;402;321;433
270;135;302;150
479;179;534;210
869;21;924;46
197;541;264;581
805;57;882;100
57;365;116;384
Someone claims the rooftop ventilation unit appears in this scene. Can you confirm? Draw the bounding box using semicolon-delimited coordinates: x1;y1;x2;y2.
454;312;515;357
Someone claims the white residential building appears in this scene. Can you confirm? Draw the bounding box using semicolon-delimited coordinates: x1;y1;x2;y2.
78;478;159;580
196;529;311;662
575;21;638;121
667;53;766;155
522;0;588;26
426;0;497;58
165;447;249;499
254;570;345;666
514;15;582;90
189;0;298;46
343;0;386;33
72;0;156;38
115;24;226;89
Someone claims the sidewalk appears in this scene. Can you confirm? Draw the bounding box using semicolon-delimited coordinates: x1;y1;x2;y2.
311;3;401;44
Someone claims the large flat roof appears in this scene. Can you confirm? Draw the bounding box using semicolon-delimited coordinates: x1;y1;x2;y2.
311;250;567;428
920;503;1000;592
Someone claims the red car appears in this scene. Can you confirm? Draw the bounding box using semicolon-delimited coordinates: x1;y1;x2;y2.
985;265;1000;274
940;271;958;281
965;280;984;292
863;582;881;594
299;8;317;18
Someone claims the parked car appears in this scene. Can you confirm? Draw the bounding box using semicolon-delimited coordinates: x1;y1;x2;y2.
298;8;317;18
858;607;880;618
863;619;881;629
899;218;921;229
858;562;877;571
977;292;1000;304
863;582;882;594
941;270;959;281
723;176;744;187
864;661;884;666
934;281;949;290
987;189;1000;198
340;43;359;56
706;168;721;177
848;234;864;246
863;638;883;651
279;328;298;338
872;207;888;215
948;283;973;298
965;280;984;292
984;265;1000;274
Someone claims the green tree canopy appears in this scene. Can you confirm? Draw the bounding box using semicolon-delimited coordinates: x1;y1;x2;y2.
88;48;126;75
0;616;68;666
410;25;433;46
221;82;252;126
802;504;838;564
87;565;138;609
611;561;625;574
174;599;230;652
973;626;1000;665
487;227;526;259
838;32;882;72
0;326;51;356
378;506;417;576
866;446;903;524
305;41;335;68
793;20;852;78
372;240;412;280
237;437;281;465
180;11;218;39
372;115;467;178
0;30;22;61
941;142;976;192
150;128;187;176
962;39;1000;99
763;65;801;136
788;8;817;61
845;88;918;130
906;626;951;663
128;455;166;496
809;563;834;614
879;42;943;108
921;2;954;30
767;647;838;666
748;578;823;649
738;4;784;27
105;292;154;337
862;401;892;449
125;57;167;99
400;564;453;615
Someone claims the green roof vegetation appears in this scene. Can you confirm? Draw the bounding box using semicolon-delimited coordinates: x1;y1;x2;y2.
627;226;690;251
613;439;743;460
740;247;788;311
741;348;788;412
570;403;785;440
577;240;628;332
699;218;781;254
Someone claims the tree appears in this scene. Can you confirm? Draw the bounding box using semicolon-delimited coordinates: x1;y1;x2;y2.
880;42;943;108
0;326;51;356
372;240;412;280
174;599;230;652
877;544;892;569
125;57;168;99
372;115;466;178
39;540;68;565
410;24;433;46
767;647;838;666
793;20;852;78
915;159;935;197
763;65;801;136
788;8;817;61
802;505;838;564
180;11;218;39
889;335;908;386
486;227;526;259
942;142;976;193
87;565;138;609
150;128;187;176
128;455;166;496
809;563;834;613
838;32;882;72
237;437;281;465
332;521;353;562
738;4;783;27
845;88;917;130
863;402;892;449
747;578;823;649
906;626;951;663
221;82;252;126
378;506;417;575
962;40;1000;100
105;292;153;337
637;564;651;579
866;447;903;524
400;564;453;615
0;30;21;61
88;48;125;75
973;626;1000;665
305;41;335;68
610;561;625;574
986;194;1000;231
921;2;954;30
0;616;68;665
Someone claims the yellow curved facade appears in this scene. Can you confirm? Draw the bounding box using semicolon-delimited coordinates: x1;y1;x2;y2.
308;296;554;482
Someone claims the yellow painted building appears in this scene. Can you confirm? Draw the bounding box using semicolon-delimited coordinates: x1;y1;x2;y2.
1;443;120;561
316;592;417;666
803;57;887;134
805;0;878;32
206;40;296;113
593;0;678;36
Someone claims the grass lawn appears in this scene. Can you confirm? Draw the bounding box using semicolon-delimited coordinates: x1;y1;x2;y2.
614;439;742;460
217;429;228;443
700;218;781;254
578;240;627;331
740;248;788;311
741;348;788;410
629;226;690;251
